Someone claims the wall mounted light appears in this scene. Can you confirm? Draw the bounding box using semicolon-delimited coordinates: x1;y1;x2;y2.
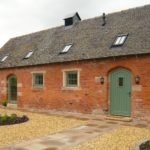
135;75;140;84
100;76;104;84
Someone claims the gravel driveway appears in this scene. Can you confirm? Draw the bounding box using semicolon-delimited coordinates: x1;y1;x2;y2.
0;108;86;148
68;127;150;150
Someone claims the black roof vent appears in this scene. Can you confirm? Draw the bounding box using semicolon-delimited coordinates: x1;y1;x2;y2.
102;13;106;26
64;12;81;28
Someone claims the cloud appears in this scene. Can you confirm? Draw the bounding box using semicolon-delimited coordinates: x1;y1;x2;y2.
0;0;150;47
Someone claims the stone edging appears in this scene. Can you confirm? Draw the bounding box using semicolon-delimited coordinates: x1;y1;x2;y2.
135;139;149;150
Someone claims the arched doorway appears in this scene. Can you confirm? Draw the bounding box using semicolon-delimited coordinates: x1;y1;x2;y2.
109;68;132;116
8;75;17;103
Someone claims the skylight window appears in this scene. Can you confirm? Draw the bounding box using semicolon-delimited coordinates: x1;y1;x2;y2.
60;44;73;53
1;55;8;62
113;35;128;47
24;51;33;59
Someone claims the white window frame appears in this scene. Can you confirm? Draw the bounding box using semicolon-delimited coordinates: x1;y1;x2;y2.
113;35;128;46
1;55;8;62
62;69;81;90
31;71;46;89
60;44;73;53
24;51;33;59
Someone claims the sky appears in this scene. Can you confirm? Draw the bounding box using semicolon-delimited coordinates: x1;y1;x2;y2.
0;0;150;47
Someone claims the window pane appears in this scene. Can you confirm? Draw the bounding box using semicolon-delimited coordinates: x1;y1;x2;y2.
61;44;72;53
119;36;126;44
1;56;8;62
65;18;73;26
25;51;33;59
113;35;127;46
118;77;123;86
114;37;122;45
34;74;43;87
66;71;78;87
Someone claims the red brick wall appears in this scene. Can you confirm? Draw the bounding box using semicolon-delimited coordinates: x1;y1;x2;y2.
0;55;150;119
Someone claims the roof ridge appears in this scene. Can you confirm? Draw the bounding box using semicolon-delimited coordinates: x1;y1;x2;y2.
0;4;149;69
8;4;150;41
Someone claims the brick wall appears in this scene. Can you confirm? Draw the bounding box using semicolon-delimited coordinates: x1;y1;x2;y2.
0;54;150;119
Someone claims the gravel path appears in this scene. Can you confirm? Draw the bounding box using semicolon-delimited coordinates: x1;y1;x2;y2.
68;127;150;150
0;108;86;148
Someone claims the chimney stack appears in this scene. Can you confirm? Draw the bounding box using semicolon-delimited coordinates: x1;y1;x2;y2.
102;13;106;26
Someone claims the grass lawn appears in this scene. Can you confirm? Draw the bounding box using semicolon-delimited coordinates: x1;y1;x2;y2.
68;127;150;150
0;108;86;148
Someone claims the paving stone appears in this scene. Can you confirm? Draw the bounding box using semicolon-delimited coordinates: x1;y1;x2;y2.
92;118;104;121
134;123;148;128
105;121;119;124
86;123;99;127
23;143;48;150
40;140;64;146
120;123;133;126
92;129;102;132
1;118;129;150
43;148;58;150
14;148;27;150
98;125;109;128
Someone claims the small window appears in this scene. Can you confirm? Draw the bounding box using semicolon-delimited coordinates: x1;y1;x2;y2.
65;71;78;87
118;77;124;87
33;73;44;88
65;18;73;26
112;35;128;46
60;44;72;54
1;55;8;62
24;51;33;59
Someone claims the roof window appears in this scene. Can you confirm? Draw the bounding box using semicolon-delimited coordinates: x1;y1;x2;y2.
112;35;128;47
1;55;8;62
24;51;33;59
60;44;73;54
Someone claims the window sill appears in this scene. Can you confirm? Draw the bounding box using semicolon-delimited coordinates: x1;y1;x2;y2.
32;86;44;91
61;86;81;91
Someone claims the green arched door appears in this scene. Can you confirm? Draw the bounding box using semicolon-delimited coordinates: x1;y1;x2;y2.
110;69;131;116
8;76;17;103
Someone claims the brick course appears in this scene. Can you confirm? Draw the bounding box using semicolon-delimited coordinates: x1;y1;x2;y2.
0;55;150;119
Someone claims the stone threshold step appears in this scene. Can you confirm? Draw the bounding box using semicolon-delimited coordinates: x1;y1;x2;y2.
105;115;132;122
7;103;17;108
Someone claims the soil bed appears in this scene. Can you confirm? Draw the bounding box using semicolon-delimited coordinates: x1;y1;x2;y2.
140;140;150;150
0;115;29;126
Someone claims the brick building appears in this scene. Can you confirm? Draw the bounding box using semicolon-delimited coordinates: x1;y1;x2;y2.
0;5;150;119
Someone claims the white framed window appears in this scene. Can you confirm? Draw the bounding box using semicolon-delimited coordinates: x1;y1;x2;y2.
32;73;44;88
24;51;33;59
62;69;80;89
60;44;73;53
113;35;128;46
1;55;8;62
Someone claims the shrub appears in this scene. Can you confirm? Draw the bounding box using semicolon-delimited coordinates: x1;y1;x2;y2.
0;114;9;123
0;114;29;126
10;114;17;121
2;101;8;107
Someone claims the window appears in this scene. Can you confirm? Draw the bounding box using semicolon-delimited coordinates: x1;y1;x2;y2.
64;70;80;88
1;55;8;62
24;51;33;59
118;77;124;87
60;44;72;54
33;73;44;88
112;35;128;47
65;18;73;26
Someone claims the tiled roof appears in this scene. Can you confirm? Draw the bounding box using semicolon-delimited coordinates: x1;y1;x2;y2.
0;4;150;68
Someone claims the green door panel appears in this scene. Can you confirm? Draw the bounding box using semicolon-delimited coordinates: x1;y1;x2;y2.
110;69;131;116
8;76;17;103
